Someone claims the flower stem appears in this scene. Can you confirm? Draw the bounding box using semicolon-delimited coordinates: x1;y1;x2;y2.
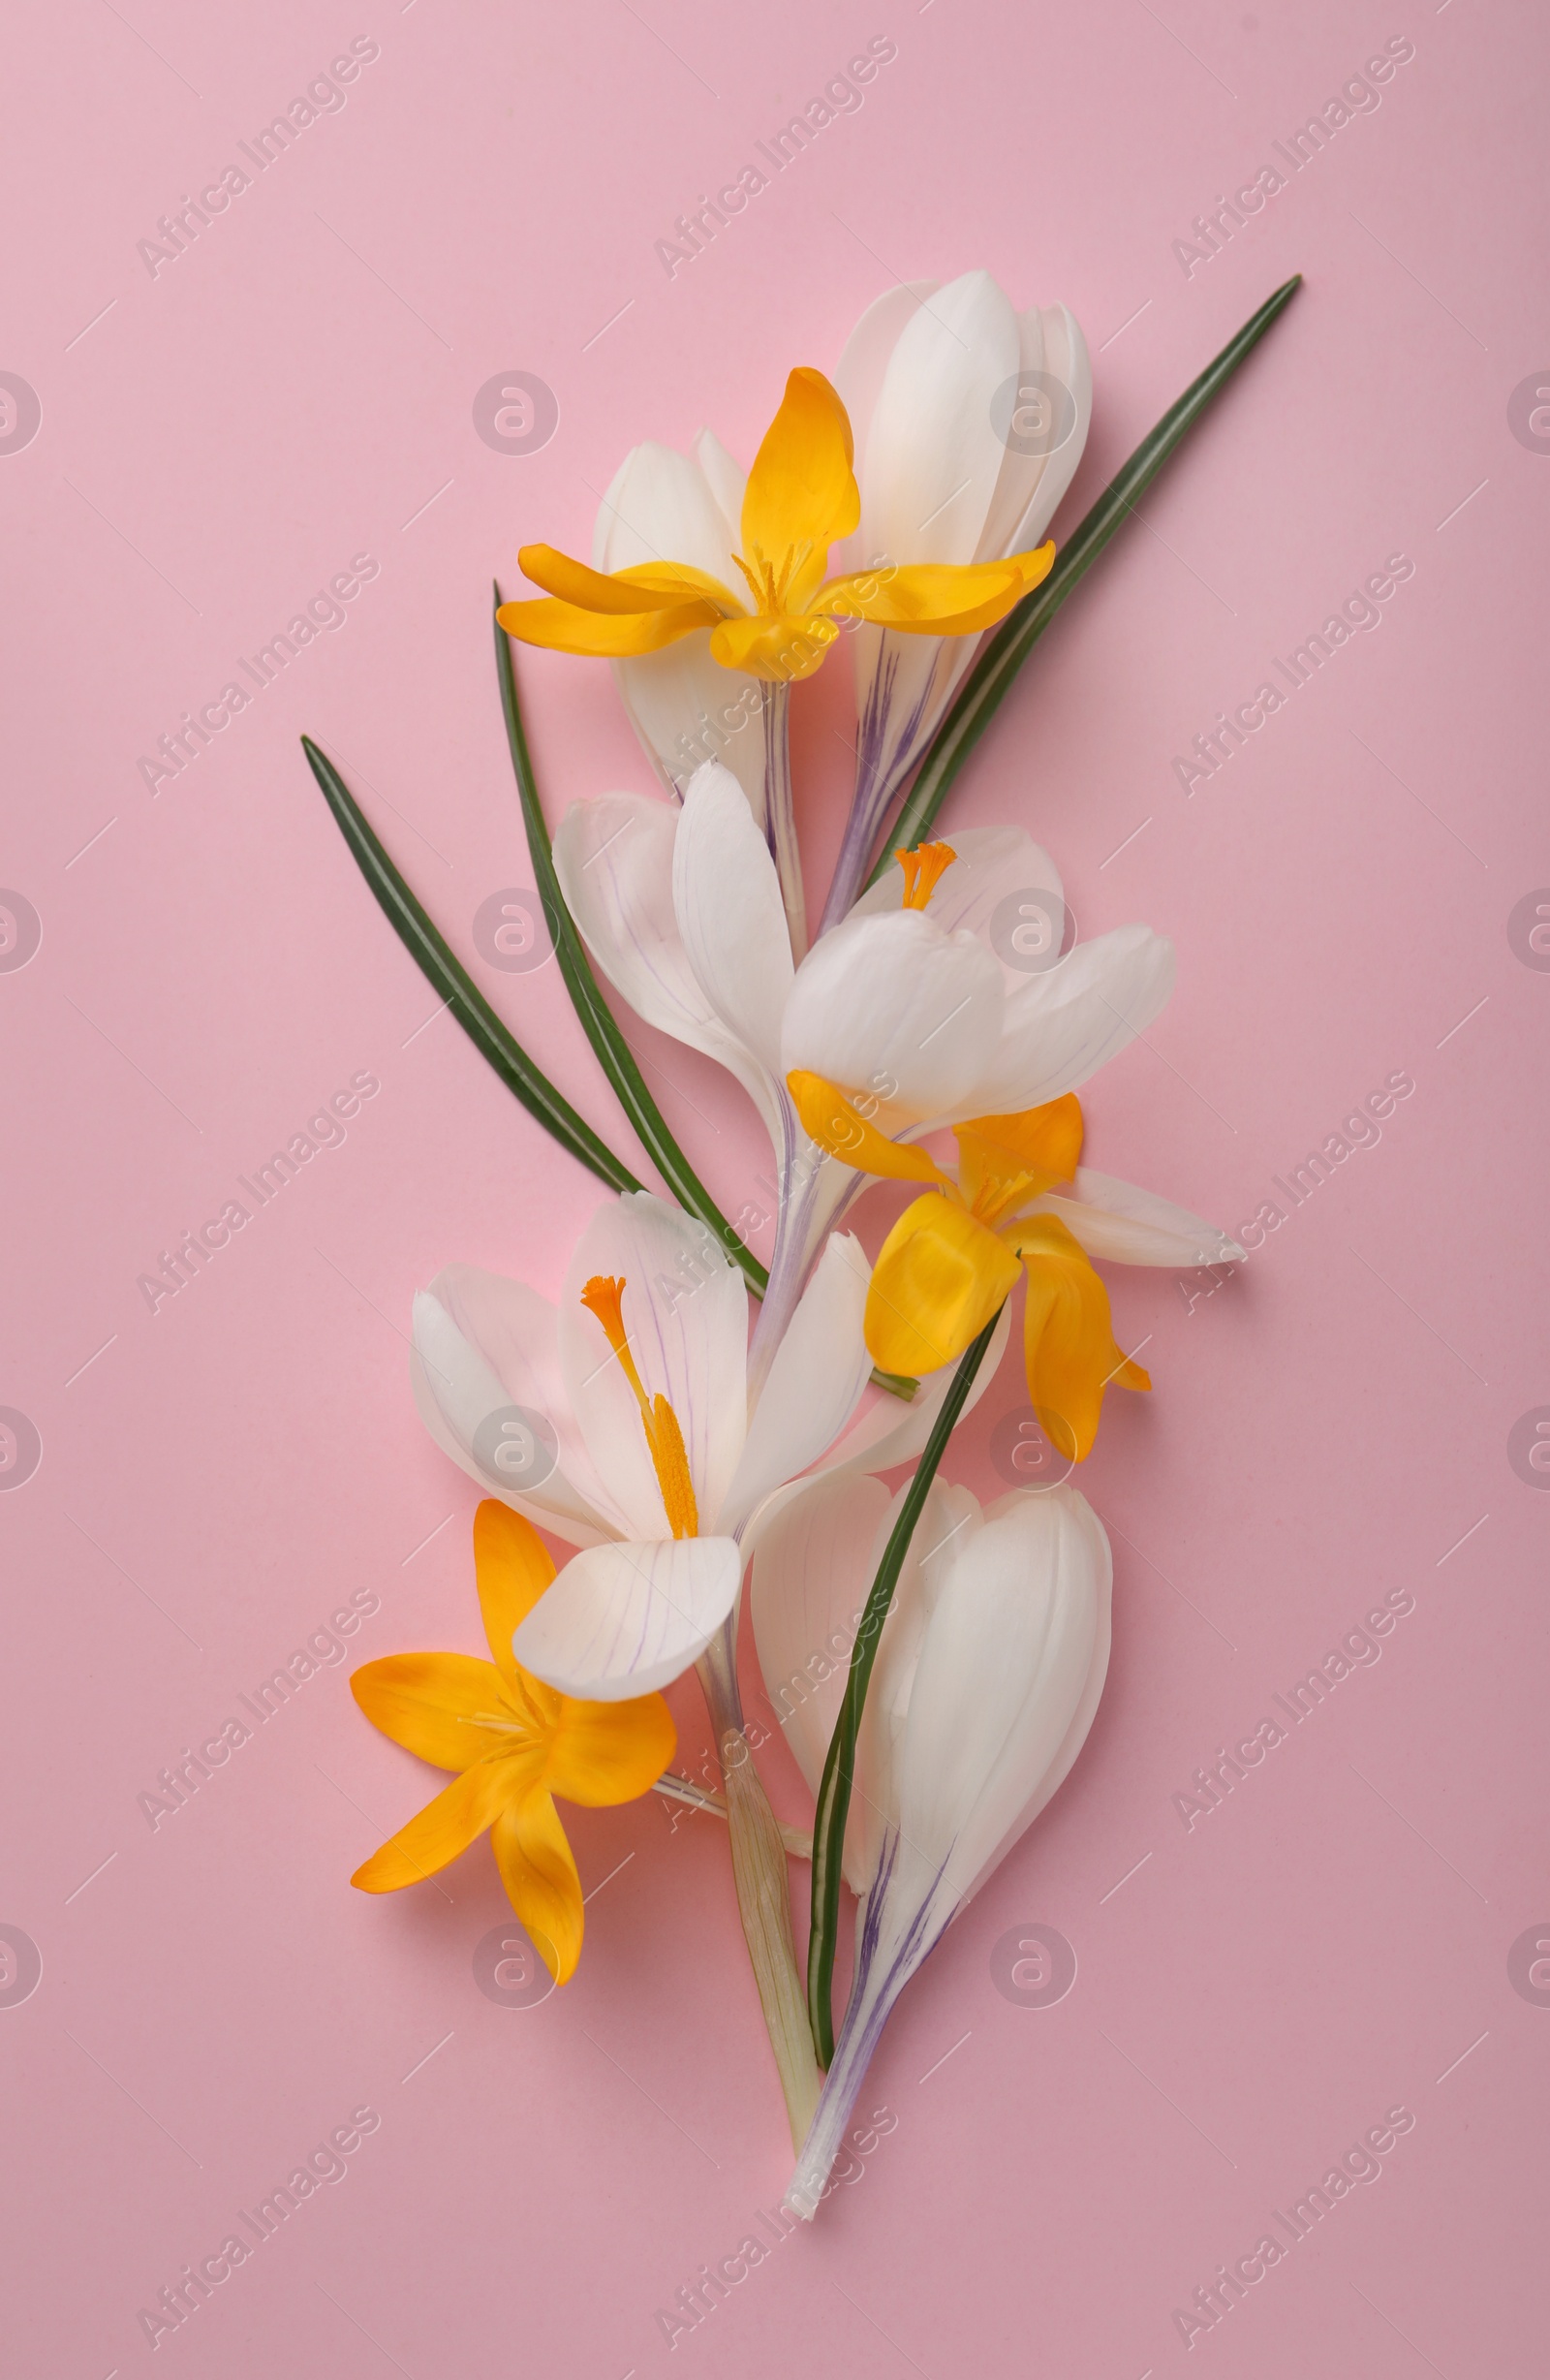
762;683;807;962
788;1837;950;2218
697;1623;822;2148
652;1772;812;1859
804;1309;1004;2066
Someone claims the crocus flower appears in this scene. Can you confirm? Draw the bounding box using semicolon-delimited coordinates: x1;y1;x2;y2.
498;368;1052;955
788;1073;1239;1459
410;1190;886;1698
749;1471;1111;2213
408;1186;1002;2136
351;1498;676;1983
555;764;1176;1378
584;427;774;823
822;269;1092;927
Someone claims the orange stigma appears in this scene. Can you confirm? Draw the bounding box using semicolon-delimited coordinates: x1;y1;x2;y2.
579;1275;698;1539
894;839;957;910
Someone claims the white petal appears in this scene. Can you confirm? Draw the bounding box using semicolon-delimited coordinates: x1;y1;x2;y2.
847;625;965;824
593;439;738;582
845;822;1064;961
975;298;1046;566
718;1233;873;1535
672;762;793;1081
554;792;780;1144
955;926;1176;1118
852;1478;979;1891
893;1484;1105;1898
962;1488;1112;1899
592;441;766;815
978;302;1093;563
514;1534;742;1698
692;427;746;536
610;638;770;818
860;269;1019;569
559;1193;749;1542
750;1471;889;1805
1033;1169;1245;1268
834;279;940;499
411;1275;621;1544
1003;304;1092;551
782;908;1003;1122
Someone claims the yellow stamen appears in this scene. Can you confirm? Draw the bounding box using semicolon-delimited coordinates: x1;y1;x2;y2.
579;1275;699;1540
894;840;958;910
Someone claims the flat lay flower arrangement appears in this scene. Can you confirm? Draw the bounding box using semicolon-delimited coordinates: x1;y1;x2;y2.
304;266;1300;2214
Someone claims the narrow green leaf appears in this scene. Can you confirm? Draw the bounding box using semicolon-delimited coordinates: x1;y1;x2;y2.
492;589;771;1300
805;1308;1004;2065
870;274;1303;881
301;735;639;1195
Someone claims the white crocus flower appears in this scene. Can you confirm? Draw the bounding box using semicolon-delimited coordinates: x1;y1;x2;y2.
590;432;773;824
555;762;1175;1375
822;270;1093;926
410;1188;1005;2142
411;1191;890;1697
750;1471;1111;2214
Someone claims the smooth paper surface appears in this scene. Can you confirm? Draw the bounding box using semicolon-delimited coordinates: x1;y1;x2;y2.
2;3;1544;2372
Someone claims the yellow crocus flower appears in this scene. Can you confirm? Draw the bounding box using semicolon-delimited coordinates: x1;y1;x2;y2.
350;1499;676;1983
496;367;1054;685
788;1061;1149;1463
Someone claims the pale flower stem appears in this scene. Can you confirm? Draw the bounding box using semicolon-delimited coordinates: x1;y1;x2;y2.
762;683;807;962
652;1772;811;1859
786;1840;950;2219
697;1622;822;2149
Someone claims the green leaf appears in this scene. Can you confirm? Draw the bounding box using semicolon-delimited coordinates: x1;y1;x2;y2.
805;1307;1004;2066
870;274;1303;881
492;588;771;1300
301;734;640;1196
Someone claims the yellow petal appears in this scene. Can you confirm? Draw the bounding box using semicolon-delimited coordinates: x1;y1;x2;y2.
1008;1213;1151;1461
497;594;716;657
866;1193;1023;1377
516;544;703;613
546;1691;677;1808
740;369;858;609
821;547;1052;636
614;560;746;611
956;1094;1084;1218
351;1651;516;1770
474;1499;557;1687
787;1069;951;1186
709;611;837;682
490;1789;584;1984
351;1755;525;1893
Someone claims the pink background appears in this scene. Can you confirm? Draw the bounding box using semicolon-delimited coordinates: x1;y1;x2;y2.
3;1;1546;2372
